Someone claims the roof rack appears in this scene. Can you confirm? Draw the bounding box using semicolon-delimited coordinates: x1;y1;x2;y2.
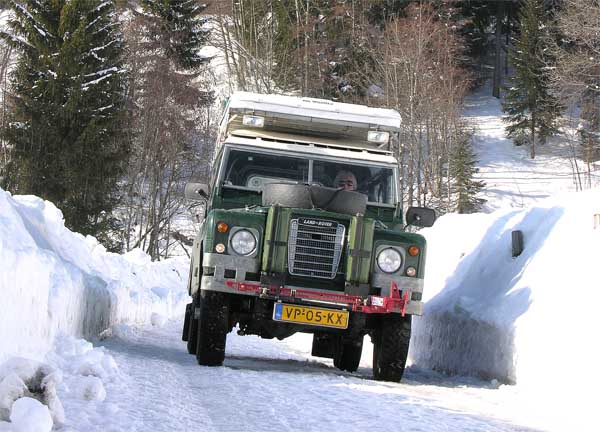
229;129;394;156
222;92;402;150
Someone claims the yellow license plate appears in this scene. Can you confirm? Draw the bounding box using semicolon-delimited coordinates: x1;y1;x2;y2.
272;303;348;329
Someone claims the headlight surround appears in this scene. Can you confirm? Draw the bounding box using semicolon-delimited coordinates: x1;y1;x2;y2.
230;229;257;256
376;247;402;274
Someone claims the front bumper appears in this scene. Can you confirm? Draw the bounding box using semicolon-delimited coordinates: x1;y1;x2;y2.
202;252;424;316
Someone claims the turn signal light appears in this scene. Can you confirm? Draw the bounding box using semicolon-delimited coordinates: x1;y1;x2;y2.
408;245;420;257
217;222;229;233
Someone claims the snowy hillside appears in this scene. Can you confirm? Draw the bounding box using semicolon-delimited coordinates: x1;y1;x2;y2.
413;85;600;386
465;84;600;210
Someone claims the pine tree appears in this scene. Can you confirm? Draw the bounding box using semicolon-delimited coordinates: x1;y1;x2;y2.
1;0;128;247
141;0;208;70
1;0;63;196
449;133;485;214
502;0;561;159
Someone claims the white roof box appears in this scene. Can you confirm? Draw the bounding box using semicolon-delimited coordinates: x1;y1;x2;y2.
228;92;401;132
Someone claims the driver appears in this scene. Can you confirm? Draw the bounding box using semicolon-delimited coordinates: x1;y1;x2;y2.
334;170;357;191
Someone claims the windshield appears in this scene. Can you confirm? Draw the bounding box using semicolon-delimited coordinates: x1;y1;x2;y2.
223;149;309;189
312;160;395;205
222;148;396;205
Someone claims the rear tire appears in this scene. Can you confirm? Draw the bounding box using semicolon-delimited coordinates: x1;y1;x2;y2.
182;303;191;342
334;336;364;372
372;315;411;382
196;291;230;366
186;295;200;354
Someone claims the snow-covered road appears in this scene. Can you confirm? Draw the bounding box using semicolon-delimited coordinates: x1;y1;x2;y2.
58;319;541;432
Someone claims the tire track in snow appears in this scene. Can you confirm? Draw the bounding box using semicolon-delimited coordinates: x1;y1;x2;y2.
65;320;543;432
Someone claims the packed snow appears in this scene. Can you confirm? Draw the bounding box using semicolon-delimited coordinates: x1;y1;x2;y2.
60;320;540;432
411;189;600;431
0;187;189;429
0;334;123;431
0;187;189;364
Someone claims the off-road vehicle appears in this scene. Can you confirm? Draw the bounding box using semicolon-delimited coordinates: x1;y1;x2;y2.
182;92;435;381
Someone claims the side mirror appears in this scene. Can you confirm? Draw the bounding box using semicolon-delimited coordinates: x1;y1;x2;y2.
406;206;436;228
185;182;210;201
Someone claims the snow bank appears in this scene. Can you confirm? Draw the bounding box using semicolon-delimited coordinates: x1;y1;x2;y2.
0;357;62;430
0;334;119;431
410;188;600;427
0;187;189;364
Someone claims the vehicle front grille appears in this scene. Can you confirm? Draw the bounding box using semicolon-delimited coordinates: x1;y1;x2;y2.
288;217;345;279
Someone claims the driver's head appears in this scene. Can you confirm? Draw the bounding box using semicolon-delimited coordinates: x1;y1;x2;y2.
334;170;357;191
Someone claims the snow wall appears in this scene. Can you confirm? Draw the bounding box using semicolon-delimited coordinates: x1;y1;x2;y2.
0;188;190;364
410;188;600;392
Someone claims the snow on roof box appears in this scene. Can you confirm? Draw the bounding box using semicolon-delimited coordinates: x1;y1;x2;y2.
227;92;402;133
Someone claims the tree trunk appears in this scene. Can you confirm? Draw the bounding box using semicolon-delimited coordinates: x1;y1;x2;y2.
530;113;536;159
493;2;504;98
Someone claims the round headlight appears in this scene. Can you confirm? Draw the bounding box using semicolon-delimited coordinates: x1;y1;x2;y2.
230;229;257;256
376;248;402;273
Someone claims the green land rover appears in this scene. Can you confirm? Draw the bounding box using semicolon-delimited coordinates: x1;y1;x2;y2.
182;92;435;382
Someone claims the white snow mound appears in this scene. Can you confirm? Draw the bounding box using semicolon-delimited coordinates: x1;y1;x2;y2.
0;358;63;428
0;187;190;364
410;188;600;423
8;397;53;432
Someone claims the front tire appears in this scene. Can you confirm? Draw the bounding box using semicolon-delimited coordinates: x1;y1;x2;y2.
196;291;230;366
372;315;411;382
333;336;363;372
